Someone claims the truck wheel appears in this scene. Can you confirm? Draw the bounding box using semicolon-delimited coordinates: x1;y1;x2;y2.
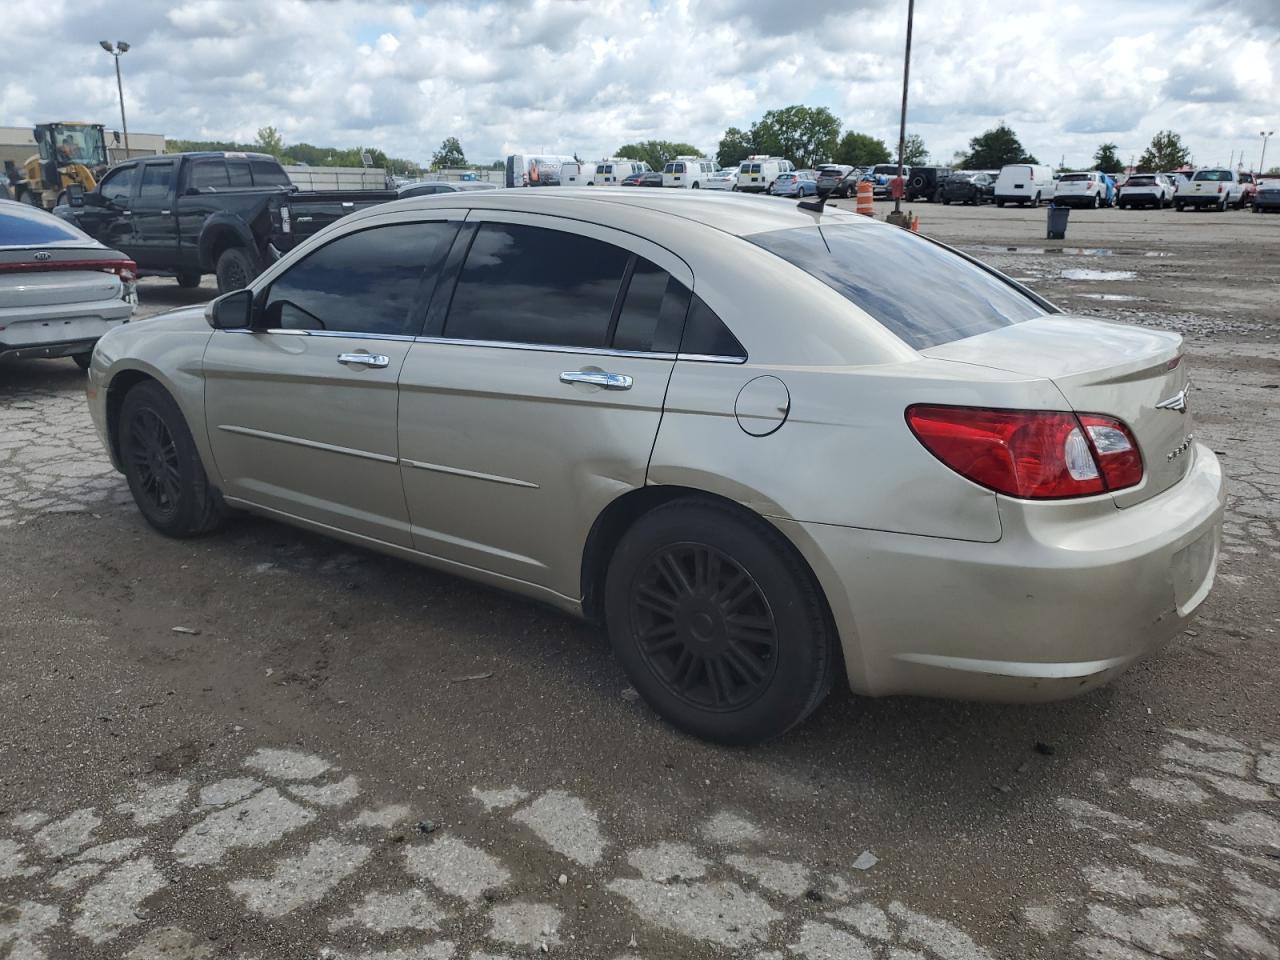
176;272;201;289
996;200;1005;208
215;247;257;294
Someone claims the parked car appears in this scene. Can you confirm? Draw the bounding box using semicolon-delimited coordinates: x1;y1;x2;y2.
815;164;855;197
1117;174;1175;209
1175;169;1248;211
736;156;792;194
1252;182;1280;213
662;157;718;189
398;181;498;198
0;199;136;369
1053;172;1109;208
704;168;739;191
1237;172;1258;206
621;171;664;187
768;172;818;197
905;166;953;202
940;172;993;205
56;152;395;293
868;164;908;200
87;190;1224;744
994;164;1055;207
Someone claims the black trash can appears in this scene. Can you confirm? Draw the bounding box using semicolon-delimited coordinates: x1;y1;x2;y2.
1047;205;1070;240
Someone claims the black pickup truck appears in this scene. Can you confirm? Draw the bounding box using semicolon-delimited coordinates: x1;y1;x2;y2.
56;152;395;293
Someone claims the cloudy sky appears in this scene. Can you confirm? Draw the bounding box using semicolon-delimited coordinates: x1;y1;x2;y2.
3;0;1277;169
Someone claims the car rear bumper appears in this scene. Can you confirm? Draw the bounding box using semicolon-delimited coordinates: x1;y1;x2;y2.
0;300;133;360
1177;196;1225;206
994;193;1038;203
781;444;1225;702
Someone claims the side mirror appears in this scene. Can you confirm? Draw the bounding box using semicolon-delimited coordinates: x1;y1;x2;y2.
67;184;85;207
205;289;255;330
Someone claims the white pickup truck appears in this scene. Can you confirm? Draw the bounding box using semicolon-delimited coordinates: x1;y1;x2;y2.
1174;168;1248;211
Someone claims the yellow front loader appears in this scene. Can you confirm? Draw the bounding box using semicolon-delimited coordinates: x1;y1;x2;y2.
4;122;112;209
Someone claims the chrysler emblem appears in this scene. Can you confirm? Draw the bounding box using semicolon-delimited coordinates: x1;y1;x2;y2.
33;251;52;261
1155;384;1191;413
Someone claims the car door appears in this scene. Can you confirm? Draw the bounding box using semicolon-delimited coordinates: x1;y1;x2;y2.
202;212;464;545
77;163;137;254
397;213;692;600
130;159;179;270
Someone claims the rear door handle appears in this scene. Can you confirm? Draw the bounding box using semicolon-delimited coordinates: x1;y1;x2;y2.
560;370;633;390
337;352;390;368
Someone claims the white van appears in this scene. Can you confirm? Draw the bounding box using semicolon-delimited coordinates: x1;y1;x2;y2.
504;154;579;187
994;164;1055;207
736;156;792;193
662;156;718;189
593;159;649;186
558;161;591;186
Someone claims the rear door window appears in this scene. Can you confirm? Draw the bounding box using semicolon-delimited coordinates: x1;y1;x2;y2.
611;259;686;353
263;221;459;336
444;223;630;348
227;160;253;186
749;223;1047;350
189;160;229;190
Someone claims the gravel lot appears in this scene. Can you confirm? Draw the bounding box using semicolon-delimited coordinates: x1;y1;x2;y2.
1;202;1277;960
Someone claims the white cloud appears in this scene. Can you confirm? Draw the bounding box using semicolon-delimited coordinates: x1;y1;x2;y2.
3;0;1276;169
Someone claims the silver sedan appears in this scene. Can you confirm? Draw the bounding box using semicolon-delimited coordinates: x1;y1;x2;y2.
1;200;136;369
85;190;1224;743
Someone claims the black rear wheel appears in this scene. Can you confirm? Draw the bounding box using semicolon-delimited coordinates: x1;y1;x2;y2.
606;499;835;744
215;247;257;294
177;272;201;288
119;381;225;537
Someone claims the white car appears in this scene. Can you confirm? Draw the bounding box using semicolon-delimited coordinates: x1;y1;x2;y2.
87;189;1223;743
1053;172;1108;208
0;200;136;369
703;168;739;191
1175;169;1248;211
1118;174;1175;209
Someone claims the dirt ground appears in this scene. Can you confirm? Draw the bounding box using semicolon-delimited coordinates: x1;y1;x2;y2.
1;201;1277;960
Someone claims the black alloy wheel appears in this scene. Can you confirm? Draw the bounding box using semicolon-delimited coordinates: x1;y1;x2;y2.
630;542;778;712
125;405;182;524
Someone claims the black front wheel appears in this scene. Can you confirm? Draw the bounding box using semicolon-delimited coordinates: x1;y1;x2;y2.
119;381;225;537
177;272;201;289
605;499;835;744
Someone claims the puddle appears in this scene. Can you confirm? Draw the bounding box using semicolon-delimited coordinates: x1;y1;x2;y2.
966;245;1172;258
1060;268;1137;282
1074;293;1146;302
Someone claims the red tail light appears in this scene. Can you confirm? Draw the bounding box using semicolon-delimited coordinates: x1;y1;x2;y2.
0;258;137;282
905;405;1143;499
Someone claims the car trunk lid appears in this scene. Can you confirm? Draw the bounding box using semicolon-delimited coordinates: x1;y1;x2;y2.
923;316;1194;508
0;248;127;307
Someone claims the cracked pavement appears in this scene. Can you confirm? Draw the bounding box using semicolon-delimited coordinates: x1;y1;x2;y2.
2;206;1278;959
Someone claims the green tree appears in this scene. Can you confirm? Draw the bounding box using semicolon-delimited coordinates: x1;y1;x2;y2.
432;137;466;168
615;141;703;170
716;127;756;168
900;133;928;165
834;131;891;167
1136;130;1191;172
749;105;841;169
255;126;285;157
1093;142;1122;172
964;124;1038;169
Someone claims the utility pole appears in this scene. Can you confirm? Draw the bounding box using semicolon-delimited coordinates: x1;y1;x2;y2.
99;41;131;157
1260;131;1275;176
888;0;914;227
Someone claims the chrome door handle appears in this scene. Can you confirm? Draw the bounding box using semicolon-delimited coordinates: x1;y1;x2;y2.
560;370;633;390
337;352;390;368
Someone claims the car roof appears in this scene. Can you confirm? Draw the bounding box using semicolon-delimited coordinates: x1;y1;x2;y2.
349;187;864;239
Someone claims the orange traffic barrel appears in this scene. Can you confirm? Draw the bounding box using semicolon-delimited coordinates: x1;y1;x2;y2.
855;180;874;216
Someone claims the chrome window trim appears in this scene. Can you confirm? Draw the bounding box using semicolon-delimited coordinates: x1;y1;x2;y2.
224;328;417;342
411;335;675;361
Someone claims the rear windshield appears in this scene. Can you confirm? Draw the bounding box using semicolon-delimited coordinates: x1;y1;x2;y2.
0;204;92;247
748;224;1047;350
1127;176;1156;185
1059;173;1090;182
1193;170;1232;181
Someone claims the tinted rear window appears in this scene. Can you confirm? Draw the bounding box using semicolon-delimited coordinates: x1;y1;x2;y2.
0;205;92;246
1059;174;1089;182
1193;170;1232;181
251;160;291;186
748;224;1047;350
1127;176;1156;185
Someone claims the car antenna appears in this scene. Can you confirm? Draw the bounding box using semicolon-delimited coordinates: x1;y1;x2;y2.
798;184;836;213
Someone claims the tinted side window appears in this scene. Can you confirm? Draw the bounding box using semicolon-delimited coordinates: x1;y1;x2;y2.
251;160;291;186
190;160;229;190
444;223;629;348
263;222;459;337
99;166;135;204
679;294;746;359
612;259;687;353
227;160;253;186
138;163;174;200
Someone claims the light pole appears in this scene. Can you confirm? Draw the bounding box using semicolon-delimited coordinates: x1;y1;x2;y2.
889;0;915;226
99;41;131;158
1260;131;1275;177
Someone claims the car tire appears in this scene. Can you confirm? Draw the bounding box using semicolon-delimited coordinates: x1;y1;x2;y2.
176;272;201;289
942;197;951;205
996;200;1005;208
1175;202;1185;211
604;498;835;745
72;353;92;371
118;381;225;538
1031;193;1041;208
1092;193;1101;209
691;182;700;189
214;246;257;294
